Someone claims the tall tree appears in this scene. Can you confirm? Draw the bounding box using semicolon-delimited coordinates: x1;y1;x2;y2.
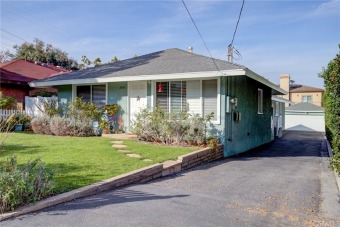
93;57;102;66
13;38;79;70
111;56;119;63
79;55;92;70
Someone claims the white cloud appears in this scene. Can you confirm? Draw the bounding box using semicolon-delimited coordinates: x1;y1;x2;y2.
311;0;340;17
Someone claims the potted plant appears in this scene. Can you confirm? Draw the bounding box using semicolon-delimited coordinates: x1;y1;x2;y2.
9;113;29;131
22;115;31;131
117;117;124;134
99;119;109;134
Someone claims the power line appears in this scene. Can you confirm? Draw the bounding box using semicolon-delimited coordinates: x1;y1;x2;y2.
181;0;220;72
1;34;19;44
230;0;245;46
0;28;27;42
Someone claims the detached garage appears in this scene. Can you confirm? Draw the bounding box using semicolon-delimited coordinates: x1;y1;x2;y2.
285;102;325;132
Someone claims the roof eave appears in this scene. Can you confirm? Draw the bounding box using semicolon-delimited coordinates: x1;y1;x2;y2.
245;69;287;95
271;96;294;104
29;69;246;87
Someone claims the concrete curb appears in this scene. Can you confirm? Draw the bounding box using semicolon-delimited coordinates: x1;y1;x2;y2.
0;145;224;221
324;139;340;194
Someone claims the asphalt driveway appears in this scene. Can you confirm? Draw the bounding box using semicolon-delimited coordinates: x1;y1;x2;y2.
3;131;340;226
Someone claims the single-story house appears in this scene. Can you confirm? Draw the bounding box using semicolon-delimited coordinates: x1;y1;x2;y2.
0;59;70;109
285;102;325;132
30;48;286;157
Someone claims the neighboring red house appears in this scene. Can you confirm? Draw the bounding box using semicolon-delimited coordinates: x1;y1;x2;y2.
0;59;70;109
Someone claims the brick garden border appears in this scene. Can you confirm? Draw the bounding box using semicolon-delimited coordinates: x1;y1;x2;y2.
0;144;223;221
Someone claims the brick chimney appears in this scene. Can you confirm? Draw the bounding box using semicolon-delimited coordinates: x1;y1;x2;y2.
279;73;290;102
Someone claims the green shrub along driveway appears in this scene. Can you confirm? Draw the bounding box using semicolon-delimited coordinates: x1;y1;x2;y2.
1;132;197;194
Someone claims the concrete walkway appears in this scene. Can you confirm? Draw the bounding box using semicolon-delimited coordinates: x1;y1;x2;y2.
3;131;340;226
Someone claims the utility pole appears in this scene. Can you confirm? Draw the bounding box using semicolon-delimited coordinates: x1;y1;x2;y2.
227;44;233;63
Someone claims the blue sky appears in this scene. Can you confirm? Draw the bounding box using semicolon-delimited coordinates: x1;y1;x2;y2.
1;0;339;88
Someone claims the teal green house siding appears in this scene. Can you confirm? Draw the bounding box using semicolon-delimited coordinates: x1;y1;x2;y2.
107;82;128;132
56;85;72;113
221;76;272;156
56;85;72;102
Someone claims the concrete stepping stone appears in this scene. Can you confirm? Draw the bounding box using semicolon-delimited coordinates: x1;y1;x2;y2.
112;144;127;149
111;141;124;144
126;153;141;158
117;149;131;153
142;159;152;162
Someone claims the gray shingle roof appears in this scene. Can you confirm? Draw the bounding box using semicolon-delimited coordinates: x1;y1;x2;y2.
286;102;324;112
34;48;246;83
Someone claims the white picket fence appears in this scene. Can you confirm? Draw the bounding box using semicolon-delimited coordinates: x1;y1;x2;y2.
0;109;32;119
0;96;58;119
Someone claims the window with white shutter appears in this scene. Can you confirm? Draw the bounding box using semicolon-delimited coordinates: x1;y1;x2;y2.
202;79;217;121
92;85;106;108
155;79;220;123
156;82;169;113
170;81;186;113
186;80;201;114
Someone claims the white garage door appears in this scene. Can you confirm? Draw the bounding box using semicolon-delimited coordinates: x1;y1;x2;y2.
285;114;325;132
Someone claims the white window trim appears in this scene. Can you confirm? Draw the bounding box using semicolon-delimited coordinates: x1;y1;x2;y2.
153;78;221;125
258;88;263;114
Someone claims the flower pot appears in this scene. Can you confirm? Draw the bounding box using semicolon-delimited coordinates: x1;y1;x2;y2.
103;129;109;134
14;124;23;131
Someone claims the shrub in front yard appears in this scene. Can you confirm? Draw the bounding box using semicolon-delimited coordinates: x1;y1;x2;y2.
132;107;213;145
50;116;72;136
67;97;102;122
49;116;94;137
31;116;52;135
0;157;55;213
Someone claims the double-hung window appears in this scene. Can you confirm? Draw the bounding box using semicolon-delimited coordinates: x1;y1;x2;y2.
156;79;219;122
76;85;106;107
156;81;187;113
301;95;312;103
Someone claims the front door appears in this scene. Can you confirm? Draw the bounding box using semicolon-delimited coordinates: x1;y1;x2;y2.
129;81;147;128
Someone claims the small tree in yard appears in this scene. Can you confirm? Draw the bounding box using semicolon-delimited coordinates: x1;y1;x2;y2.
319;44;340;174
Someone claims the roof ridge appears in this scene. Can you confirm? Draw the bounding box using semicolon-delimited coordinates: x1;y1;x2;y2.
170;48;246;69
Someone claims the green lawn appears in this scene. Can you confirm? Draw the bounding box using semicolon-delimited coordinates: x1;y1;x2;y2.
1;132;197;194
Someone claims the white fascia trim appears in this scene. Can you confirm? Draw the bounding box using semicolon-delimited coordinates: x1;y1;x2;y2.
29;69;246;87
271;96;294;104
245;69;287;95
285;110;324;113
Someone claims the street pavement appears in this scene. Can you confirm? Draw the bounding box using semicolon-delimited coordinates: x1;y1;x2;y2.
2;131;340;226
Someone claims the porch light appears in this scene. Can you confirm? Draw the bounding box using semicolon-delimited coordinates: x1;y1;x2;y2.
158;83;163;93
